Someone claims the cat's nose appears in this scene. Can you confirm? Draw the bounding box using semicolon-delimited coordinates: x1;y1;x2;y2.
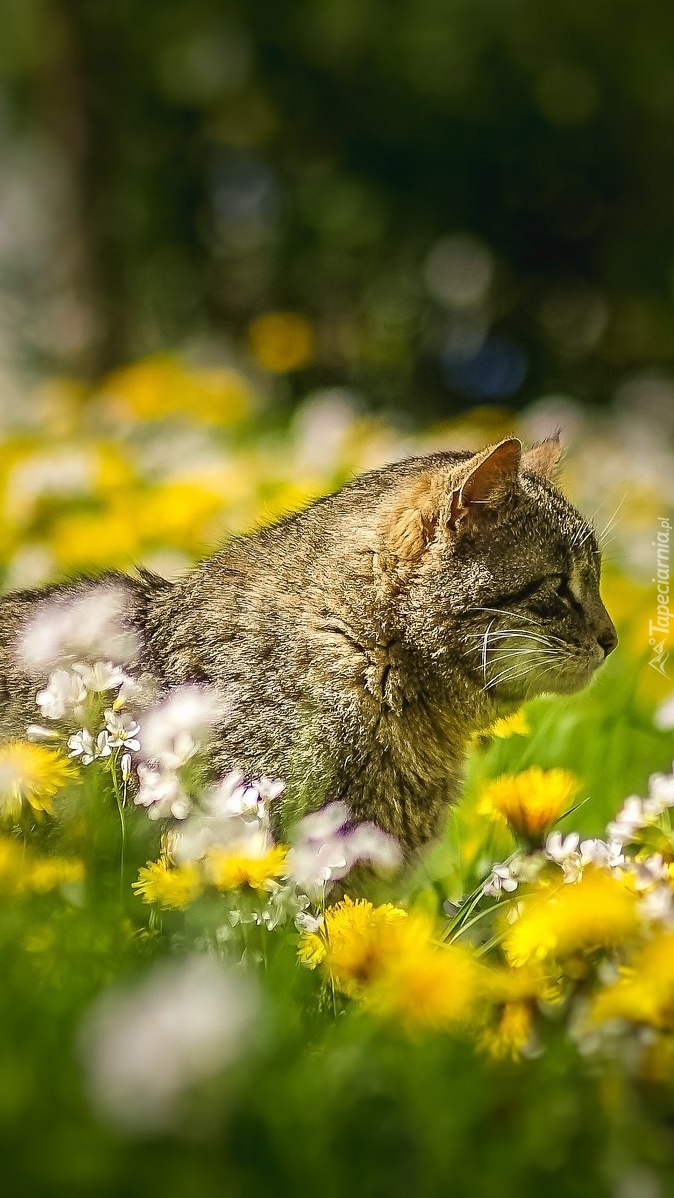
597;623;618;657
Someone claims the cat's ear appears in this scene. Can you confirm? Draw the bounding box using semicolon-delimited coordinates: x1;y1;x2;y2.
522;434;563;481
382;438;521;571
448;437;522;532
383;471;444;568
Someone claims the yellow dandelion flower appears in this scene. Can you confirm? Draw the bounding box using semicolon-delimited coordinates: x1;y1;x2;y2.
639;1034;674;1085
0;835;25;889
133;857;204;910
100;356;250;425
484;962;562;1006
206;843;288;893
22;856;84;894
0;835;83;896
138;483;225;550
0;741;76;822
363;925;487;1032
487;710;531;739
297;927;328;969
477;766;580;843
477;964;559;1061
297;896;409;993
93;441;136;495
49;509;142;570
248;311;314;373
591;932;674;1030
478;1001;534;1061
187;366;252;424
504;870;639;967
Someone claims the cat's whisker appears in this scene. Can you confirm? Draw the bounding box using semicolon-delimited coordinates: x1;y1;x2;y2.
573;524;598;551
489;647;559;659
569;495;610;549
465;618;564;646
464;625;553;641
481;618;496;682
465;628;563;650
483;664;534;691
483;653;561;691
570;521;593;550
485;646;565;680
471;606;541;626
462;642;557;663
597;492;627;547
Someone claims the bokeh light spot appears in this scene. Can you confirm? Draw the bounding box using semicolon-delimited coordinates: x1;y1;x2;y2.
248;312;315;373
442;332;527;400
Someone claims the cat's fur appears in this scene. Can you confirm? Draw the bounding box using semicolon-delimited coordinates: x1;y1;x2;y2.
0;437;616;852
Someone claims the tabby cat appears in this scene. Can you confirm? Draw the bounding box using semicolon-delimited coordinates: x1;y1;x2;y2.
0;436;616;852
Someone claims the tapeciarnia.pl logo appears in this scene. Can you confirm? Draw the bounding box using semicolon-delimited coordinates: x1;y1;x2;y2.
649;516;672;678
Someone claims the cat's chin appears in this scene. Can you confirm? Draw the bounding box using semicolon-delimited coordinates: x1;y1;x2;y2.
496;659;599;701
533;659;601;697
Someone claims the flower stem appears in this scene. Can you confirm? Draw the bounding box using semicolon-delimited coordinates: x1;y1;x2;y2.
109;753;126;902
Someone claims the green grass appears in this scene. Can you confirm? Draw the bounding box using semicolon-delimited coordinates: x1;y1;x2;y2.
2;612;674;1198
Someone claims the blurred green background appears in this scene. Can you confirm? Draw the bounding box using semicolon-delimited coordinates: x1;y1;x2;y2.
2;0;674;418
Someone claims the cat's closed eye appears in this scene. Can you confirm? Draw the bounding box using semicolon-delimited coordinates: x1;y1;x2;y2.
490;574;560;607
491;572;582;611
550;574;585;614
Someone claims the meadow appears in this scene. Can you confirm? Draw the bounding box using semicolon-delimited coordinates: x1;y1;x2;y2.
1;356;674;1197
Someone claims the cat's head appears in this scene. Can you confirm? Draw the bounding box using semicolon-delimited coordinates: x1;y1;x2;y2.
383;436;617;706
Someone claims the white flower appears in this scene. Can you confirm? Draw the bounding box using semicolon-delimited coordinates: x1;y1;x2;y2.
116;675;147;708
6;447;93;521
74;661;127;693
297;801;350;843
121;753;132;782
284;805;401;895
646;770;674;815
561;857;583;884
206;774;258;821
78;955;259;1134
36;668;88;720
483;862;519;898
629;853;668;891
20;587;138;670
606;796;648;842
580;838;625;869
68;729;112;766
639;885;674;926
256;776;285;804
139;685;222;769
168;769;287;865
164;731;199;770
26;724;60;741
545;831;580;863
171;820;220;864
294;909;324;934
654;693;674;730
282;802;354;897
344;823;402;873
104;709;141;751
205;772;285;828
68;730;94;763
545;832;582;881
203;771;246;817
285;841;349;896
170;775;249;864
134;764;191;820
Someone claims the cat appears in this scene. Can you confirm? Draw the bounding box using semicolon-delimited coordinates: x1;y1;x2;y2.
0;436;616;852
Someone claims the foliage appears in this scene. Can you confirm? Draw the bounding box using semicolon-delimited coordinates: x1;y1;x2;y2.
3;0;674;412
